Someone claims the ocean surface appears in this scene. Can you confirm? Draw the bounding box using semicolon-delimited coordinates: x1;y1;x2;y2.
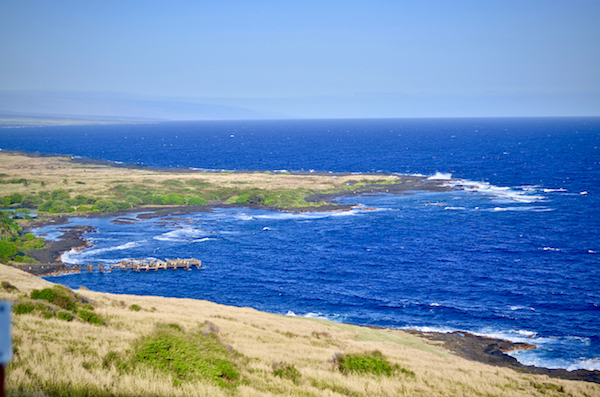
2;117;599;371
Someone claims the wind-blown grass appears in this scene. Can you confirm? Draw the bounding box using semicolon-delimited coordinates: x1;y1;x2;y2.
2;264;599;397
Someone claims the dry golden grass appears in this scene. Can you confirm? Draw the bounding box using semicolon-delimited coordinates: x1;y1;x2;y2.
1;264;598;397
0;152;391;200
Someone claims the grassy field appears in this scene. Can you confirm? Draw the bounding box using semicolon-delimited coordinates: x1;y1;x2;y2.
0;151;409;215
2;264;599;397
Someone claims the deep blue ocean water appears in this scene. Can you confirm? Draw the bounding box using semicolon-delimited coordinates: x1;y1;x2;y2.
2;117;599;370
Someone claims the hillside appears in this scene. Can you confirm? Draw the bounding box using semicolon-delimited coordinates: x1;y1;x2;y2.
1;264;598;397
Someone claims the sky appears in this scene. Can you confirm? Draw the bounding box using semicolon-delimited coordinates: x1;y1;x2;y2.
1;1;599;119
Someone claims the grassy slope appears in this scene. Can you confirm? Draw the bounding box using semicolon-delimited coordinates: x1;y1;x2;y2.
2;265;599;397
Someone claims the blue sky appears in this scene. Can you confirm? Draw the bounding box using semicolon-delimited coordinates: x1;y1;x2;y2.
1;1;599;118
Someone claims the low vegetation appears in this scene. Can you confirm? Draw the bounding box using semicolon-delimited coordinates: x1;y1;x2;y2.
12;284;105;325
335;350;414;377
0;153;415;219
0;211;45;264
2;264;598;397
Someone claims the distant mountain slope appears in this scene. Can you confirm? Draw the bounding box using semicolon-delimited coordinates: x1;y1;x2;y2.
0;91;291;121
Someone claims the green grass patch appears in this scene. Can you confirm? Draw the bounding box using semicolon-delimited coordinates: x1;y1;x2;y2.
1;281;18;292
133;327;242;388
30;285;79;311
13;301;36;315
78;309;105;326
273;362;302;384
335;351;414;378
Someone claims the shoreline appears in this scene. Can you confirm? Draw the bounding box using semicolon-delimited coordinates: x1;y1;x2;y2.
4;151;599;384
22;220;600;384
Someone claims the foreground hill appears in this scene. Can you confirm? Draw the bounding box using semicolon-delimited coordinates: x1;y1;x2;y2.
1;264;598;397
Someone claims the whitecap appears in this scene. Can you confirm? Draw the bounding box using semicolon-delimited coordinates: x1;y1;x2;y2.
543;247;561;252
154;228;208;242
444;207;466;210
285;311;296;316
543;188;567;193
580;191;589;195
445;179;546;203
427;172;452;180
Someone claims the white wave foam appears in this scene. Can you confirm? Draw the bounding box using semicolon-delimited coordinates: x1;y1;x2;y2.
543;247;561;252
444;207;466;210
427;172;452;180
254;209;362;221
580;191;589;195
154;228;208;242
60;240;147;264
543;188;567;193
405;325;457;334
445;179;546;203
285;311;297;316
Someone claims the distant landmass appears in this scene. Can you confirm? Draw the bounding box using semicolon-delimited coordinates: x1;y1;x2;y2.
0;90;291;126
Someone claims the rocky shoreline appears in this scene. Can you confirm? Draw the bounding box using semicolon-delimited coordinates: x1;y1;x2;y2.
406;330;600;384
13;219;600;385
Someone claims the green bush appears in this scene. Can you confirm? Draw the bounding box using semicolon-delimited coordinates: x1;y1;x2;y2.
1;281;17;292
30;286;78;311
0;241;17;259
57;311;74;321
4;193;23;205
336;351;398;377
69;195;95;206
129;304;141;311
50;189;70;201
78;309;105;326
273;363;302;384
93;200;119;213
134;328;241;388
151;195;166;205
184;195;206;205
22;195;44;207
37;200;54;212
13;302;35;315
164;193;185;205
126;195;143;206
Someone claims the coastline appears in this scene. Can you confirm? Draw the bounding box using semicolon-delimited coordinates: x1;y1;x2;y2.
3;151;599;385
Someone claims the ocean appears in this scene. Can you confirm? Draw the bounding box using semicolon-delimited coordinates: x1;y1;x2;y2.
2;117;599;371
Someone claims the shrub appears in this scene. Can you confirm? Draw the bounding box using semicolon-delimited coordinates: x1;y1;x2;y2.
69;195;95;206
1;281;17;292
4;193;23;205
93;200;119;213
50;189;70;201
0;241;17;260
129;304;141;311
57;311;74;321
126;195;143;206
336;351;398;377
273;362;302;384
30;286;78;311
37;200;54;212
22;195;44;207
78;309;105;325
13;302;35;315
184;195;206;205
134;328;241;388
164;193;185;205
151;195;166;205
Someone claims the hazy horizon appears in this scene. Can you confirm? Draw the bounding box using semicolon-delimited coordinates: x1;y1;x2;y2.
1;1;599;120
